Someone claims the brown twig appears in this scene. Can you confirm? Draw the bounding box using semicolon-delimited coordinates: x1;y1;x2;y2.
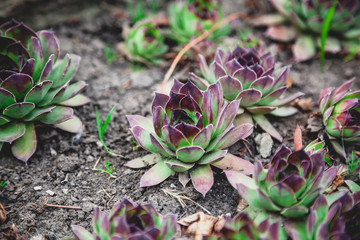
45;203;81;210
159;12;248;93
107;195;115;206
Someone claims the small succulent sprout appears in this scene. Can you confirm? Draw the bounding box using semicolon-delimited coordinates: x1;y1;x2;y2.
123;22;167;65
0;19;89;162
216;212;284;240
284;189;360;240
294;125;333;164
252;0;360;61
191;46;303;141
235;146;338;218
319;78;360;158
126;80;254;196
72;198;179;240
168;0;230;43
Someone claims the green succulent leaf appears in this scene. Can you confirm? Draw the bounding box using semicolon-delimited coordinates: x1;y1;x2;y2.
11;122;36;162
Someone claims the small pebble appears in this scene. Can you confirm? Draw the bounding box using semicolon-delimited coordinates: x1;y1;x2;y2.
62;189;69;194
255;133;273;158
33;186;42;191
46;190;55;196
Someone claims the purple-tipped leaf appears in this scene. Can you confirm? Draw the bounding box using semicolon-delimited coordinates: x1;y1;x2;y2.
198;149;227;165
72;225;95;240
165;159;195;172
0;88;16;109
190;165;214;197
140;161;174;187
54;115;83;133
212;153;254;175
11;122;36;162
176;146;205;163
127;115;154;133
219;75;242;101
236;89;262;107
1;73;33;100
38;30;60;62
0;122;25;143
3;102;35;119
125;154;163;169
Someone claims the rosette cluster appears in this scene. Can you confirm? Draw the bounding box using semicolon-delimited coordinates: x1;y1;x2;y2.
168;0;230;43
124;22;167;65
191;46;303;141
126;80;253;196
72;198;179;240
253;0;360;61
319;79;360;157
236;146;338;218
0;19;89;162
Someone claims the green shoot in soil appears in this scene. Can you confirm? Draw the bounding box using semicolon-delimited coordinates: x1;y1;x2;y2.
0;181;6;188
94;160;116;178
320;1;337;69
344;39;360;62
348;151;360;178
237;28;259;48
104;45;118;64
127;0;159;23
96;105;121;156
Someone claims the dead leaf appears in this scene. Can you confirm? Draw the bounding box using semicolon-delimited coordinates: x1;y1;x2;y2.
214;217;225;233
291;98;314;111
326;173;344;194
0;224;21;240
0;202;6;224
236;198;249;212
178;212;218;240
285;76;293;88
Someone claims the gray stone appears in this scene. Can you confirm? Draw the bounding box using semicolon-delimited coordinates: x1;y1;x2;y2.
255;133;274;158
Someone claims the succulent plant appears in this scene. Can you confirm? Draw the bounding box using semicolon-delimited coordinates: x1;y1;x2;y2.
318;78;360;158
126;80;254;196
191;46;303;141
72;198;179;240
122;22;167;65
0;19;89;162
235;146;338;218
168;0;230;43
252;0;360;61
284;189;360;240
215;212;284;240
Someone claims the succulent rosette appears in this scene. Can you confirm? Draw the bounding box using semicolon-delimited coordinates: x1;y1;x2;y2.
0;19;89;162
284;189;360;240
122;22;167;65
126;80;253;196
252;0;360;61
215;212;284;240
72;198;179;240
168;0;230;43
235;146;338;218
318;78;360;157
191;46;303;141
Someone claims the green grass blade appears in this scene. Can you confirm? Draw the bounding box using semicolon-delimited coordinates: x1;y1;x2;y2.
320;1;337;69
95;107;104;140
102;105;117;134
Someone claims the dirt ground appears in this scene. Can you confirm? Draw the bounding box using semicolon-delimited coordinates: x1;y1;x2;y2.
1;1;360;239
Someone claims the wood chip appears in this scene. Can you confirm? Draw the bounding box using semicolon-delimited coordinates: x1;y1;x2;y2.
178;212;218;240
290;97;314;111
0;202;6;224
326;173;344;194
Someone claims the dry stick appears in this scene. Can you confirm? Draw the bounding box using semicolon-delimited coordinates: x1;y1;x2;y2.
45;203;81;210
159;12;248;93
